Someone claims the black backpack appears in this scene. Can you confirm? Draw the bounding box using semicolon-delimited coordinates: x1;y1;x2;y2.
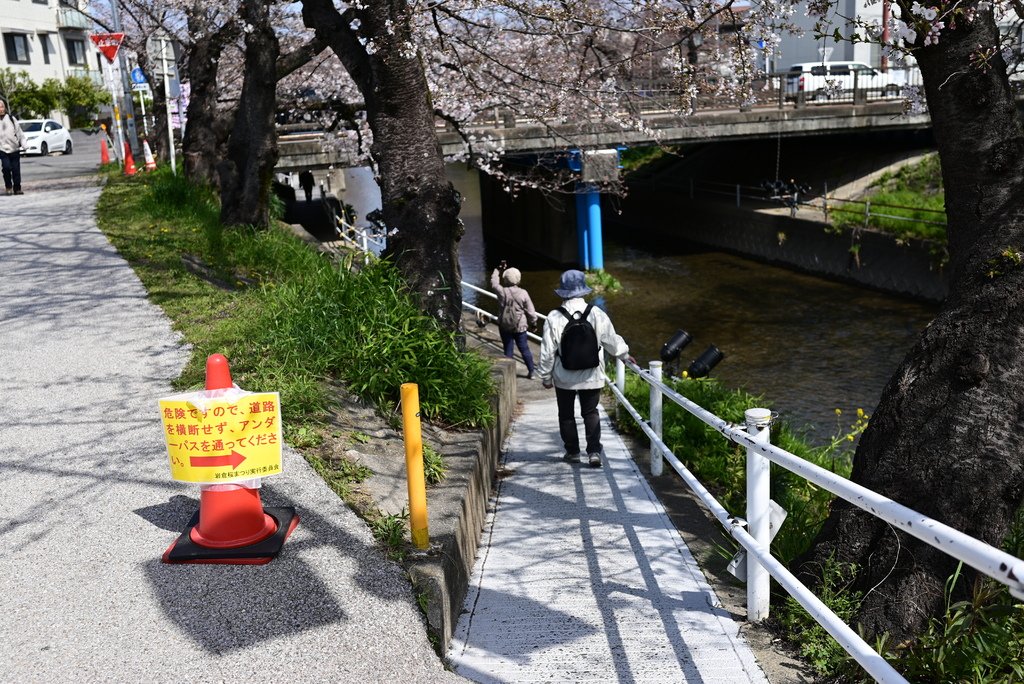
557;303;600;370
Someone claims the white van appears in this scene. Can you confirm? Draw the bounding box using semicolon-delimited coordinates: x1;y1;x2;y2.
785;61;911;101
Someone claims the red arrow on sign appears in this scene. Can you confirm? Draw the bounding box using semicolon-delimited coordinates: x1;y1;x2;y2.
90;33;125;63
189;451;246;469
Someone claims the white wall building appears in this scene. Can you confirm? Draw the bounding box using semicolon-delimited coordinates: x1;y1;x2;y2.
0;0;103;122
773;0;888;70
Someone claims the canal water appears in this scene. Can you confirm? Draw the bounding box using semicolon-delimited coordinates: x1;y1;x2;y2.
342;164;938;444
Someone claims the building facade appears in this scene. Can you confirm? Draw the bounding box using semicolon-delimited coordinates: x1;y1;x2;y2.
0;0;102;122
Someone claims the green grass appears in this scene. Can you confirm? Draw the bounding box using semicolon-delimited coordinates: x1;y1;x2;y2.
96;166;495;439
617;373;859;566
832;153;947;243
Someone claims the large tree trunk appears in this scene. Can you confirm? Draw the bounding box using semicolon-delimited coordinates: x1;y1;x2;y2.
301;0;464;333
801;7;1024;644
218;0;279;228
182;19;237;186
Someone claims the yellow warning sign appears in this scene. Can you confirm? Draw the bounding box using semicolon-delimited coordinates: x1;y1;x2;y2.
159;392;283;483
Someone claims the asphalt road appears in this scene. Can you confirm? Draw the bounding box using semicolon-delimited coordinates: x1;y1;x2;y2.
0;175;464;683
20;130;104;183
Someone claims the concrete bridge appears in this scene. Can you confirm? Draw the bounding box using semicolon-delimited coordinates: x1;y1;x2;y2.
277;99;930;173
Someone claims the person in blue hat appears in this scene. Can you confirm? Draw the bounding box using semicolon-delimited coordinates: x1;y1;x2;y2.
536;270;630;468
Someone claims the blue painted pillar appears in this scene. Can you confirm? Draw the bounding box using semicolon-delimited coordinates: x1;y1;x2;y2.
575;186;590;270
585;188;603;270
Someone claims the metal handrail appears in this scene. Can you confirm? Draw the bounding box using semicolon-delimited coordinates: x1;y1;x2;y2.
604;356;1024;683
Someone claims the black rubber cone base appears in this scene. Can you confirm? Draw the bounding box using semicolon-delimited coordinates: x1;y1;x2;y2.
162;507;299;565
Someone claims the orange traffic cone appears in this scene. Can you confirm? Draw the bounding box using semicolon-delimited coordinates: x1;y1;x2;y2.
162;354;299;565
142;139;157;171
123;141;137;176
100;137;110;165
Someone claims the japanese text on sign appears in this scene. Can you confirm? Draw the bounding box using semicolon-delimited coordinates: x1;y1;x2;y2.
159;392;283;483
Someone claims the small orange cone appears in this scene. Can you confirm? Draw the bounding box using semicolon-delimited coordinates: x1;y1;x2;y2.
142;139;157;171
100;136;110;165
123;141;137;176
162;354;299;565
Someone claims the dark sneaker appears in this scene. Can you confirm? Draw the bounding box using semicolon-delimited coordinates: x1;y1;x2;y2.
4;188;11;195
588;452;602;468
13;189;23;195
562;452;581;463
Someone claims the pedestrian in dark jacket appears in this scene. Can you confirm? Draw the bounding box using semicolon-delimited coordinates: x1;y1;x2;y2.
0;99;26;196
299;169;315;202
491;261;538;379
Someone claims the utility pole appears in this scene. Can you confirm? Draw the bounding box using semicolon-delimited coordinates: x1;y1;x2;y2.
108;0;139;155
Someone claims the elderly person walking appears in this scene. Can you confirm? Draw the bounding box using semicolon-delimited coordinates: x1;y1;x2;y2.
0;99;26;196
536;269;630;468
490;260;538;379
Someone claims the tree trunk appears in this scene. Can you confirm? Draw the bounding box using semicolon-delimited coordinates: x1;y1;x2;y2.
182;20;237;186
301;0;464;333
218;0;279;228
801;7;1024;644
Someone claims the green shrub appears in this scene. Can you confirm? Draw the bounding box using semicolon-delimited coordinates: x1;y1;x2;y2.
97;170;495;437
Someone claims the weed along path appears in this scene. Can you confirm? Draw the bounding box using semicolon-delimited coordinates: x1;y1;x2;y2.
0;178;461;682
447;396;769;682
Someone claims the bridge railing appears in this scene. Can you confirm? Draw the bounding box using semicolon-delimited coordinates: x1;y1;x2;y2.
431;67;923;134
606;357;1024;684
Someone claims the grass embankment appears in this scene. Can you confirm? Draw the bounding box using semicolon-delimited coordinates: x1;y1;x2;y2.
831;153;947;244
618;374;1024;681
95;166;494;510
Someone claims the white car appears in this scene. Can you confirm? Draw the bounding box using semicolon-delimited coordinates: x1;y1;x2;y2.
784;61;916;101
19;119;73;156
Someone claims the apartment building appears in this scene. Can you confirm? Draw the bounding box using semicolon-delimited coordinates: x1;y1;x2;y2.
0;0;103;121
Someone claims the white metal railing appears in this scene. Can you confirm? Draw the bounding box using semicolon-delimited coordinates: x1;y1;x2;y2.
320;222;1023;682
606;357;1024;684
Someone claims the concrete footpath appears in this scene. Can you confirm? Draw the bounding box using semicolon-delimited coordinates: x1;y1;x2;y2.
447;397;769;683
0;178;460;682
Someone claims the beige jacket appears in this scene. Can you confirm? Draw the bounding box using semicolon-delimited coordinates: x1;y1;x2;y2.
490;268;538;333
537;298;629;390
0;114;25;154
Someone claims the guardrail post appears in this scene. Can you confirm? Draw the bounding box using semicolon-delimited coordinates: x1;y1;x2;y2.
615;356;625;396
745;407;772;621
649;361;663;477
736;185;741;207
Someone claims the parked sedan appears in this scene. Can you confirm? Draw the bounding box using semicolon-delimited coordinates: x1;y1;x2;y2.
19;119;73;156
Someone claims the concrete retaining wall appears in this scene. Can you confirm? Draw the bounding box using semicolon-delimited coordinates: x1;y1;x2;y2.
407;358;517;652
610;193;949;302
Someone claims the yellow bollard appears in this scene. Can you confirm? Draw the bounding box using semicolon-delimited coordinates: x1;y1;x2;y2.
400;383;429;549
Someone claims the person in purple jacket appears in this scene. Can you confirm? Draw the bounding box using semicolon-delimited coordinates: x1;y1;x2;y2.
490;260;538;379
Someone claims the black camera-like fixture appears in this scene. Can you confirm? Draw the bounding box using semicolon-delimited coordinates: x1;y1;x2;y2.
660;329;693;363
687;345;725;379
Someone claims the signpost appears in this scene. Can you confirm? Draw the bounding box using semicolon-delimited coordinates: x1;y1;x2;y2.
90;33;126;165
130;67;150;137
146;34;180;175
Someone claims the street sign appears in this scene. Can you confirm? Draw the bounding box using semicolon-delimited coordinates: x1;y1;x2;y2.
130;67;147;85
90;33;125;63
159;391;284;484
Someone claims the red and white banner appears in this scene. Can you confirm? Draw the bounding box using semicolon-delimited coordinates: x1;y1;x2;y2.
90;33;125;63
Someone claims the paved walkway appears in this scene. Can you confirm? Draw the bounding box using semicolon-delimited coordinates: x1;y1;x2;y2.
0;179;459;682
447;398;769;682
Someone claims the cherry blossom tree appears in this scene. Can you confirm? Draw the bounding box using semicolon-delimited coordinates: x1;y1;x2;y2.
794;0;1024;644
